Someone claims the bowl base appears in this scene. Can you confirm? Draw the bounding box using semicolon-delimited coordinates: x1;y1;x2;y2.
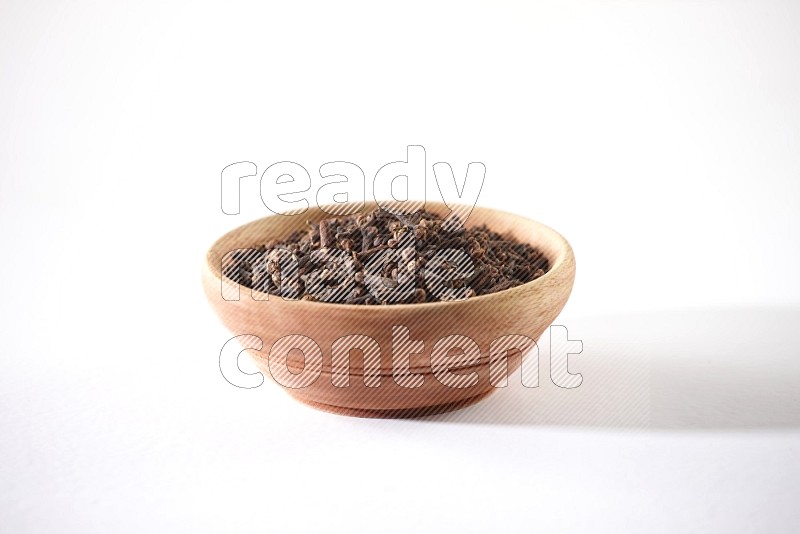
289;390;495;419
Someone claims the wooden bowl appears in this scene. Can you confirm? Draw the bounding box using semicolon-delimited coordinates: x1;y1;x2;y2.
202;202;576;418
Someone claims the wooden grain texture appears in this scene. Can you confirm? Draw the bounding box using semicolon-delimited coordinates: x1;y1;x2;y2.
202;202;576;417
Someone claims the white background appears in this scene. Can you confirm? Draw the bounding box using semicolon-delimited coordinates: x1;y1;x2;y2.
1;0;799;532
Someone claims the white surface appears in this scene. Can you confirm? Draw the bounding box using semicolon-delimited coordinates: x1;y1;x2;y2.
1;1;800;532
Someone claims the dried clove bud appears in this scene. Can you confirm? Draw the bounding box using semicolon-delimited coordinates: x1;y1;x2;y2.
319;219;334;249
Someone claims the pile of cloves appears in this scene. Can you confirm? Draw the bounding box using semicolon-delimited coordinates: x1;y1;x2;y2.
223;208;549;304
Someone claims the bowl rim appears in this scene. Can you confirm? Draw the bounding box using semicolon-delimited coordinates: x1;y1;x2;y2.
204;201;574;310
